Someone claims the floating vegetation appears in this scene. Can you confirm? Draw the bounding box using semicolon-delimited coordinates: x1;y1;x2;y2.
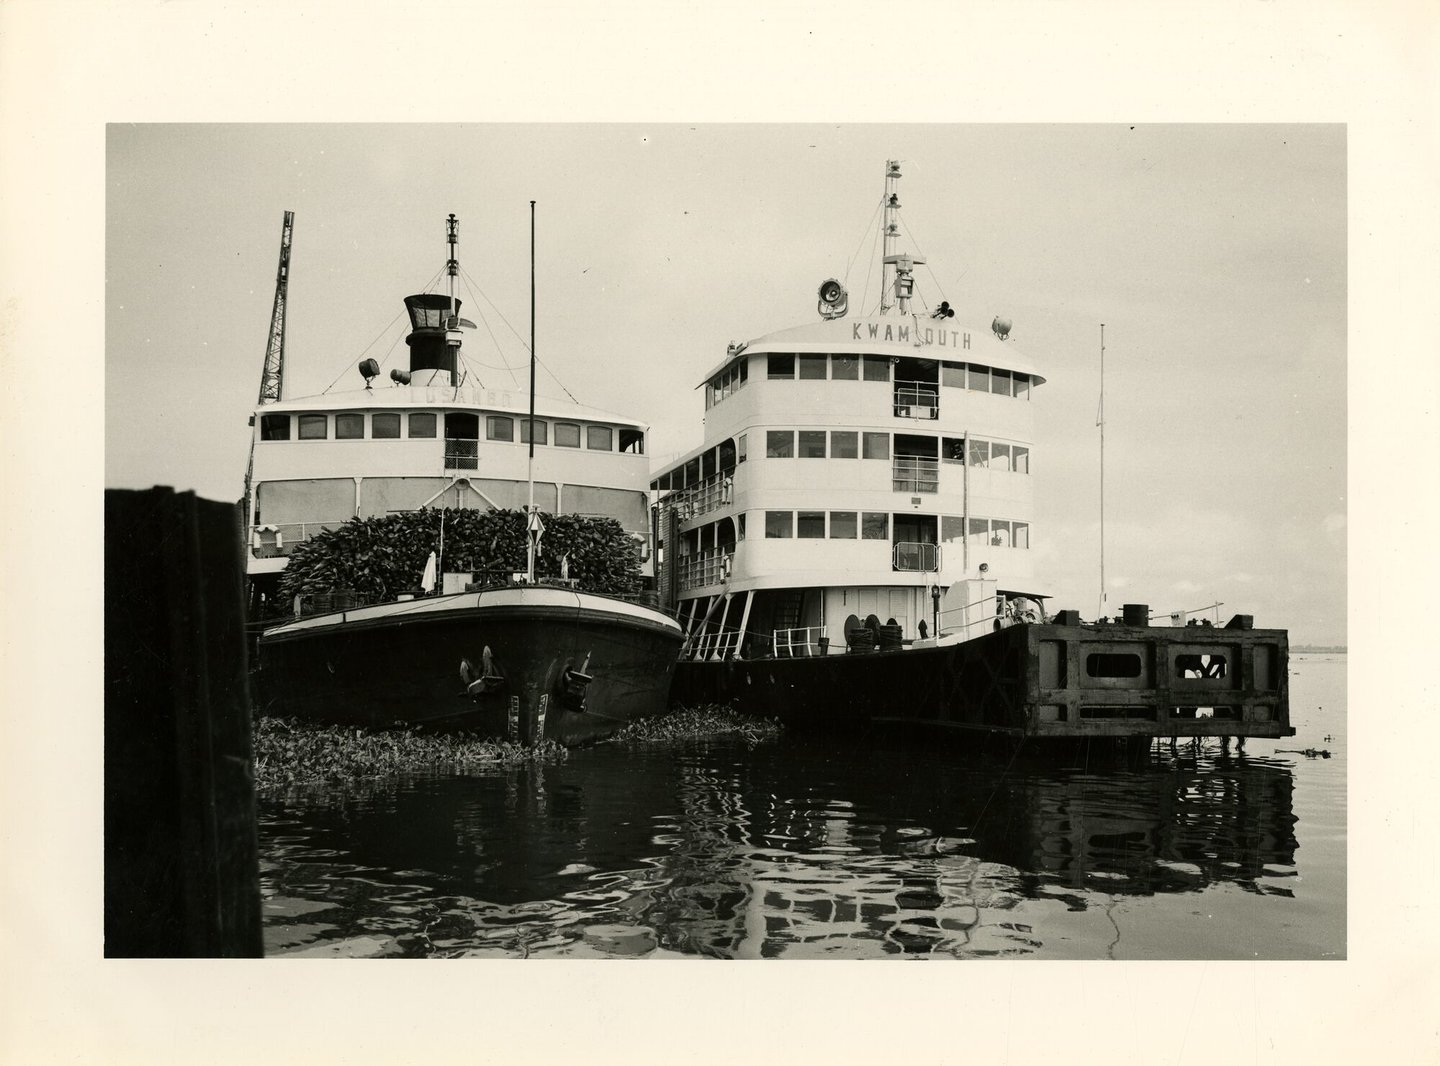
251;705;780;790
252;716;566;790
607;704;781;747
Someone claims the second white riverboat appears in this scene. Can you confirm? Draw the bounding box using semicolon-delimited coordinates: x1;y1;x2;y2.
656;161;1291;745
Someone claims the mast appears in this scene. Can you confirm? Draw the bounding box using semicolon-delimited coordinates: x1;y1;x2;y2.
1098;323;1107;619
446;213;458;323
879;159;923;315
525;200;539;583
879;160;901;314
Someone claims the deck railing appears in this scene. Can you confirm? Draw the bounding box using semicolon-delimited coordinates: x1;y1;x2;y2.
892;456;939;493
444;438;479;470
250;521;347;558
893;380;939;419
893;541;940;572
774;625;828;658
670;470;734;524
677;548;734;591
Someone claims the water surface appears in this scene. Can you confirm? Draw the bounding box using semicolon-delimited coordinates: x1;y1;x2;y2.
258;653;1344;959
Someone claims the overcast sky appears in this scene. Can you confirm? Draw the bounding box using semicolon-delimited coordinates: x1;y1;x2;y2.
108;123;1346;642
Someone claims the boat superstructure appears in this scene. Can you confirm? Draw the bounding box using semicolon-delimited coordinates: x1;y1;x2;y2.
244;215;653;614
655;161;1045;662
655;161;1291;743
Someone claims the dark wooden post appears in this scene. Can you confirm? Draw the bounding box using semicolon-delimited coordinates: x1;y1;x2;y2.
105;487;263;957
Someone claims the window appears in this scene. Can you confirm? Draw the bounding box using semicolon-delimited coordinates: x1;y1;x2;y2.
259;414;290;440
372;413;401;439
765;511;793;538
1013;522;1029;549
555;422;581;448
863;355;891;382
1014;374;1030;401
408;412;437;438
1013;446;1029;474
991;369;1012;397
768;353;795;379
832;354;859;380
298;414;327;439
335;413;365;439
738;513;746;540
520;418;548;445
967;364;989;392
940;516;965;543
830;511;857;539
968;439;990;467
968;517;990;546
861;512;889;540
766;430;794;458
798;431;826;458
587;425;613;451
831;431;858;458
941;363;966;389
990;520;1011;547
991;443;1011;472
942;437;965;463
798;354;827;380
487;416;514;441
862;432;889;460
797;511;826;538
619;429;645;454
737;433;747;463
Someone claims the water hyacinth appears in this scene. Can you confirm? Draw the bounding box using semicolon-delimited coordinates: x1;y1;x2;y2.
252;716;567;789
607;704;781;746
251;706;781;789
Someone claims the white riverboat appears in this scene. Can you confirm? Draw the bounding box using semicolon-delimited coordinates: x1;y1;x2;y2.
657;162;1291;743
247;212;681;743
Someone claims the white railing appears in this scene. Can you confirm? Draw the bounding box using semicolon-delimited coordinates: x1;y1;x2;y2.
774;625;828;658
893;380;939;419
893;541;941;572
892;456;939;493
670;470;734;524
677;549;734;591
250;521;346;558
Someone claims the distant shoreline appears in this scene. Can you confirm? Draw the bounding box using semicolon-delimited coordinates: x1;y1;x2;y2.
1292;646;1347;655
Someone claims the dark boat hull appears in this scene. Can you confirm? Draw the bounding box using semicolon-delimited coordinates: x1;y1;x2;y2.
257;587;682;745
671;621;1292;743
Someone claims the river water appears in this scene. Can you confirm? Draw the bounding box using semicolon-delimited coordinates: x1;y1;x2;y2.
257;653;1344;959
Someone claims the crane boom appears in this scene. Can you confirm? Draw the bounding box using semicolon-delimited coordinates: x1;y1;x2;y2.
256;211;294;404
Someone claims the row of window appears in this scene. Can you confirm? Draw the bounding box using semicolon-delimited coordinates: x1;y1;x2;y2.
704;359;749;410
760;510;1030;547
764;352;1033;399
258;411;639;453
760;429;1030;472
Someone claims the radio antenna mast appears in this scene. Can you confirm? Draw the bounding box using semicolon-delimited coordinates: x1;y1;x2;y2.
1097;323;1107;619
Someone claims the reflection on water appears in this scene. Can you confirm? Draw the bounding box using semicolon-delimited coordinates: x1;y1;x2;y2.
260;731;1321;959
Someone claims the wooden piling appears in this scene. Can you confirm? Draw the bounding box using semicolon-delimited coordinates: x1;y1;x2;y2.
104;487;262;957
